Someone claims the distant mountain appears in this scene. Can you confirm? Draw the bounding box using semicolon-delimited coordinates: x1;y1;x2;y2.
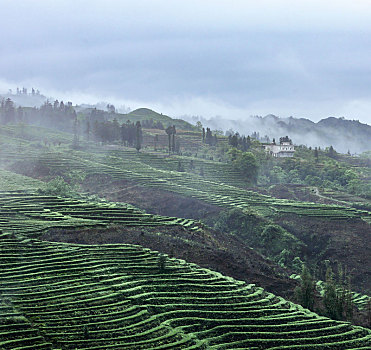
183;114;371;154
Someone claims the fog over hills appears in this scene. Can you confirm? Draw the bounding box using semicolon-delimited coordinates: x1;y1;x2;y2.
0;91;47;108
2;90;370;154
183;114;371;154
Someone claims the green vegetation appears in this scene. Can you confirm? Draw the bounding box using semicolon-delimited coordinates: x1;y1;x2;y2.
0;172;201;238
259;146;371;199
0;102;370;346
0;234;370;349
294;266;315;310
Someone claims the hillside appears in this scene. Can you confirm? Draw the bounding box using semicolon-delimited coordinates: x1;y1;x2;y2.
0;106;370;347
1;122;370;301
1;234;370;349
125;108;195;130
0;154;369;348
190;114;371;153
1;123;370;291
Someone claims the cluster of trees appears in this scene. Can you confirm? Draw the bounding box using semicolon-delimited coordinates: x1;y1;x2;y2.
141;118;165;130
250;131;270;143
165;125;177;154
295;264;354;322
228;148;258;184
202;127;218;146
40;100;77;121
278;136;292;144
258;146;371;198
88;119;142;151
15;87;41;96
0;98;18;124
228;133;252;151
0;97;78;131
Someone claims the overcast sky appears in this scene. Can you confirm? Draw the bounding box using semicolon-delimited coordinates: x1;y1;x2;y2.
1;0;371;123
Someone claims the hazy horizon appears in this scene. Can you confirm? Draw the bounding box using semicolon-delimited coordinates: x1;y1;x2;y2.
1;0;371;124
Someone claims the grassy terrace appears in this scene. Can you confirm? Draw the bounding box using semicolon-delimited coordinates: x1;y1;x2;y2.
1;124;370;223
0;170;200;237
0;234;370;349
6;145;368;223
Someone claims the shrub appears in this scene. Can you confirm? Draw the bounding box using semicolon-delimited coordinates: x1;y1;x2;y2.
38;176;73;197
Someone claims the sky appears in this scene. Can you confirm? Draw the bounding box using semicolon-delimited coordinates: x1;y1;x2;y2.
1;0;371;124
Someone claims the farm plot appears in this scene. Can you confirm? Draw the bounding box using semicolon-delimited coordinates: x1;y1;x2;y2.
0;234;370;349
73;149;371;222
24;148;370;223
0;188;200;237
2;130;370;223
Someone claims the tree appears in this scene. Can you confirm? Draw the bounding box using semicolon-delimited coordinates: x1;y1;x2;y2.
229;134;238;148
279;135;292;144
314;147;319;162
112;118;121;141
158;253;167;271
343;277;353;321
294;265;315;310
165;126;173;154
135;121;142;152
165;125;176;154
323;265;342;320
175;139;180;154
2;98;15;124
213;134;218;146
86;120;90;141
231;150;258;184
205;127;213;145
172;125;176;153
72;116;79;149
328;145;336;158
107;104;115;113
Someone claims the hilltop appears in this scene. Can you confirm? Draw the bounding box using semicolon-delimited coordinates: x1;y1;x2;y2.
125;108;195;130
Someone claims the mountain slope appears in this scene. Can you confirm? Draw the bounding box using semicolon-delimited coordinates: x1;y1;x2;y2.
0;234;370;349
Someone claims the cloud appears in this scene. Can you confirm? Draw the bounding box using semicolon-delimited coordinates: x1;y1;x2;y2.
0;1;371;124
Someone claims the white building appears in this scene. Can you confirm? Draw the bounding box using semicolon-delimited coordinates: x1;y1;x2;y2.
263;138;295;158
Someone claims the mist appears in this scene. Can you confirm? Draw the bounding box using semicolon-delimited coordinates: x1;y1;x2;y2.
1;1;371;126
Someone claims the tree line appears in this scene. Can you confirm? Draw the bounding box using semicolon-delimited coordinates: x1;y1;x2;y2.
87;118;143;151
228;133;252;151
202;127;218;146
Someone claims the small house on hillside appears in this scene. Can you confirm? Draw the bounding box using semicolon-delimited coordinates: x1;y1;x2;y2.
263;136;295;158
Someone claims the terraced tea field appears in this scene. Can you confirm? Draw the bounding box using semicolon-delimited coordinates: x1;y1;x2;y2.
2;140;370;223
48;149;371;222
2;124;370;223
0;170;200;237
0;234;370;350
